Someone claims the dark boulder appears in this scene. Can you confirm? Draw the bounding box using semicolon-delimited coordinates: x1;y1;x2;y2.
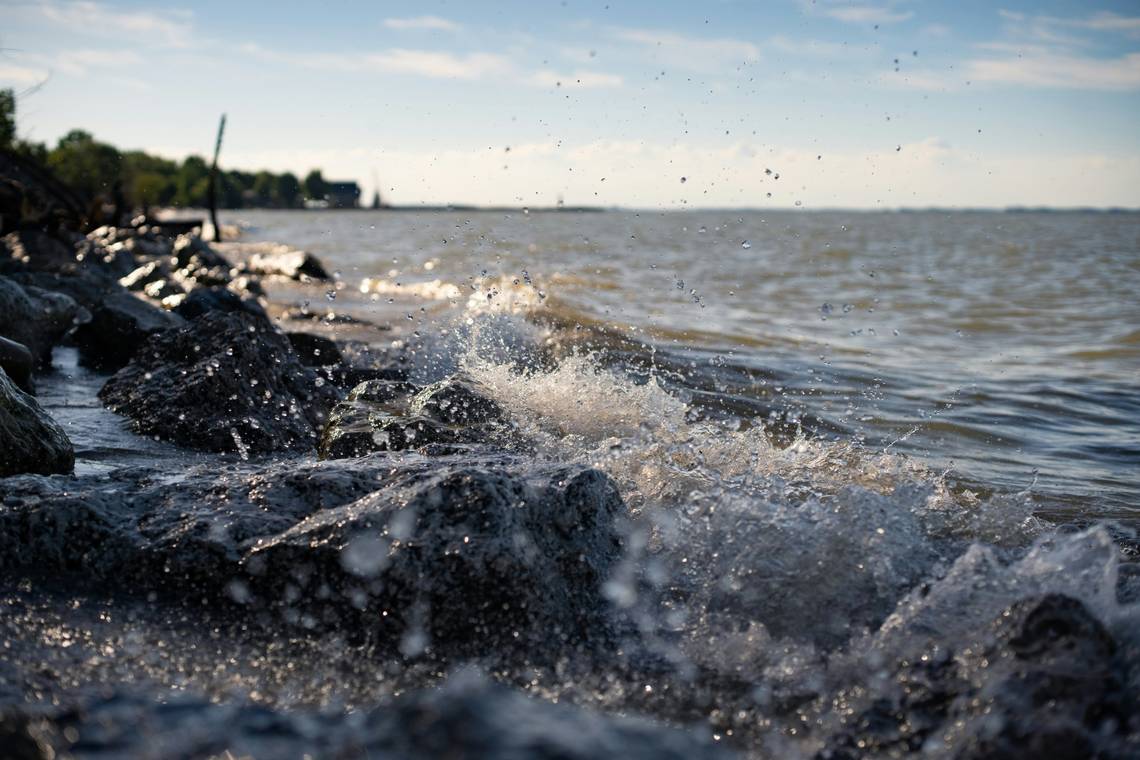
249;458;624;650
173;233;231;271
170;285;267;321
0;336;33;394
0;452;625;654
74;287;184;369
287;332;342;366
816;593;1134;760
0;367;73;477
319;373;515;460
0;674;727;760
0;275;84;368
245;247;330;280
119;259;171;292
2;230;74;272
410;373;507;426
98;310;337;454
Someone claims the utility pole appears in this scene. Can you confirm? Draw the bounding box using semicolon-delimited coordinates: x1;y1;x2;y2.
207;114;226;242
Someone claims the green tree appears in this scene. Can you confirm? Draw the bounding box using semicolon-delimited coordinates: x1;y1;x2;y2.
176;155;211;207
47;130;123;203
303;169;328;201
0;89;15;148
251;170;276;206
276;172;301;208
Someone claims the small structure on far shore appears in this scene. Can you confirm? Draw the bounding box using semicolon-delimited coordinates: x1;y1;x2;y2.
326;181;361;209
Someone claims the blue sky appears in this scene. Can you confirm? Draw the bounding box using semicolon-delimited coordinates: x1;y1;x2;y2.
2;0;1139;207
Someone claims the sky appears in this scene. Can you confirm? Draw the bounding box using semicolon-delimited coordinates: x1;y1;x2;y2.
2;0;1139;208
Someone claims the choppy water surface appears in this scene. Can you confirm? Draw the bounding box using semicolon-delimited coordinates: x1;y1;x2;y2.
230;208;1140;520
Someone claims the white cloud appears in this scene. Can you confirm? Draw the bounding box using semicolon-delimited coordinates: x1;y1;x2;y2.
383;16;461;32
360;49;509;79
37;1;194;48
966;51;1140;91
609;27;759;71
1080;11;1140;35
526;70;623;89
241;44;511;81
0;64;49;86
817;4;913;25
53;49;143;76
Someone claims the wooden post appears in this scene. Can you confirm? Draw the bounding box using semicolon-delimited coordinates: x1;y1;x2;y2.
207;114;226;242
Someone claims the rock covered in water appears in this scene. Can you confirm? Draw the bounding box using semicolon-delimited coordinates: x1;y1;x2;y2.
0;367;73;477
0;452;625;654
98;310;337;454
251;458;623;650
817;593;1135;759
0;275;83;368
319;372;517;460
0;673;728;760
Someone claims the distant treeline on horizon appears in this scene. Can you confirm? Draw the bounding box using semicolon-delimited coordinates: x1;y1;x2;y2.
1;88;341;211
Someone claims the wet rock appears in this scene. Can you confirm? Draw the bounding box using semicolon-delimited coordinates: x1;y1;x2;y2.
2;230;74;272
74;287;184;370
142;277;184;301
173;233;230;271
0;367;73;477
98;310;337;454
320;404;462;459
245;248;329;281
348;378;420;403
0;673;727;760
251;458;624;650
119;259;171;292
410;373;506;426
170;285;267;321
287;332;342;366
0;336;33;394
0;275;83;367
817;593;1134;760
318;373;514;460
0;452;625;653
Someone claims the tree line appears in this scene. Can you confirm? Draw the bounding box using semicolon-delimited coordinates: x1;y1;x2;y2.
1;88;333;210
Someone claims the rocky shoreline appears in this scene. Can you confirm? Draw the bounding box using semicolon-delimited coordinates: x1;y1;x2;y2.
1;202;1138;758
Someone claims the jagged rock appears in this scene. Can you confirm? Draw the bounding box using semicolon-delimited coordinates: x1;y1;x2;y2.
0;452;625;653
74;287;184;369
348;378;419;403
318;373;514;460
410;373;506;426
287;332;342;366
0;336;33;394
2;230;74;272
170;285;267;321
0;275;83;367
0;367;73;477
246;248;329;280
816;594;1134;760
0;673;726;760
142;277;184;301
120;259;171;291
98;310;337;454
173;233;230;270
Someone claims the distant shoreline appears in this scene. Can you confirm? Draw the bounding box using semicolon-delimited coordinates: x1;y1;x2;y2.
160;205;1140;215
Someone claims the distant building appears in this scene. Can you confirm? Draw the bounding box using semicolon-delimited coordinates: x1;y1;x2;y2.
326;181;361;208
